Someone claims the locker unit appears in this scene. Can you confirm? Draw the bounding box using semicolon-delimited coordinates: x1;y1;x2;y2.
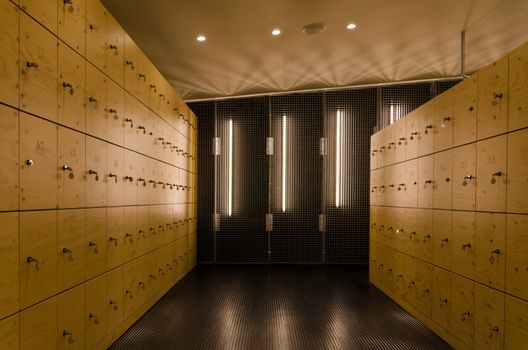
474;284;505;350
0;0;19;108
58;0;86;56
508;42;528;131
475;212;505;291
58;127;86;208
506;214;528;300
0;212;19;319
507;129;528;214
58;284;85;350
433;90;454;152
453;74;477;146
58;43;86;132
476;135;507;212
58;209;86;292
0;314;19;350
433;150;452;210
505;295;528;349
0;105;19;211
452;144;476;211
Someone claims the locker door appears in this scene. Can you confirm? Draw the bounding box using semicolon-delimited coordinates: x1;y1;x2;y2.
106;144;124;206
58;0;86;55
413;260;432;318
58;127;86;208
107;80;124;145
405;109;419;160
416;209;432;262
58;43;86;131
452;144;476;211
106;266;124;332
384;124;396;166
85;63;107;139
106;12;124;85
478;55;508;140
86;0;106;71
475;284;505;349
106;207;124;270
0;314;18;350
20;114;58;210
402;159;418;208
418;104;434;156
0;105;19;211
507;129;528;214
509;42;528;131
137;206;149;255
418;155;433;208
432;267;451;331
505;295;528;349
0;1;19;107
123;206;138;260
0;212;19;319
85;136;106;207
506;214;528;300
20;13;57;122
137;155;149;205
123;260;139;319
123;93;142;151
451;274;475;347
433;150;452;210
477;135;507;212
20;297;58;350
85;274;107;349
58;209;86;292
452;211;476;280
475;213;506;291
433;90;454;152
370;169;378;206
453;74;477;146
432;210;451;270
370;207;379;243
85;208;106;280
20;210;57;308
58;284;85;350
124;34;139;97
395;120;406;163
370;133;378;171
19;0;58;34
124;150;138;205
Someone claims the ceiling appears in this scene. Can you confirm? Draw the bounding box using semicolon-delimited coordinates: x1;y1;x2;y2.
101;0;528;101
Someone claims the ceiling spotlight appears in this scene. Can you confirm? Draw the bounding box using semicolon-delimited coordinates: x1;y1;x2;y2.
346;23;357;30
272;28;281;36
197;35;206;42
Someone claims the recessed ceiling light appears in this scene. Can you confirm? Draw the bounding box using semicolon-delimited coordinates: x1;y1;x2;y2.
272;28;281;36
346;23;357;30
197;35;206;42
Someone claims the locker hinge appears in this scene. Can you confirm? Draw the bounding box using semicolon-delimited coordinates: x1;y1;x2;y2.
319;214;326;232
320;137;327;156
212;213;220;232
266;137;274;155
212;137;221;155
266;214;273;231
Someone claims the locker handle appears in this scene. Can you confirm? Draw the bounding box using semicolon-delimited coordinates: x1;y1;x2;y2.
62;247;72;254
109;300;119;310
88;170;99;181
108;173;118;183
388;142;395;149
388;184;395;188
138;281;146;289
441;238;449;245
460;311;471;321
158;181;166;188
492;171;502;177
137;125;147;134
62;165;73;172
397;183;405;191
149;180;157;187
62;82;73;89
89;24;96;30
468;106;474;111
408;231;416;238
125;118;134;127
493;92;503;99
26;159;34;166
158;137;165;141
491;171;503;184
491;249;501;255
445;177;450;182
89;313;99;325
398;137;406;145
64;0;73;4
159;93;165;99
464;175;474;180
26;256;39;270
125;232;133;238
125;290;133;298
166;264;172;270
138;229;145;235
387;268;393;273
440;298;448;304
26;61;38;68
396;274;403;280
62;330;74;344
138;178;146;184
150;84;156;89
163;141;172;146
125;60;134;66
441;117;451;128
159;225;165;231
107;108;117;114
125;175;134;182
139;73;146;81
149;274;156;280
489;326;499;332
167;183;173;189
89;96;98;103
109;44;118;50
424;125;433;134
462;242;472;249
410;131;418;140
159;268;165;275
396;228;404;234
425;180;433;184
423;289;430;295
109;236;118;246
424;234;431;240
387;226;394;231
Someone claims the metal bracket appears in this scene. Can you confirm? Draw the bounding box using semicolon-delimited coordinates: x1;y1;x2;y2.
319;214;326;232
212;137;221;155
320;137;327;156
266;137;274;155
266;214;273;232
212;213;220;232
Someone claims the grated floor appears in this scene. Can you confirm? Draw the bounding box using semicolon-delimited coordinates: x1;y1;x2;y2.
109;265;452;350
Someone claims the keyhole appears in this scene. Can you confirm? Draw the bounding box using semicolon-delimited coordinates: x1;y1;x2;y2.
491;178;496;184
95;175;99;181
68;173;74;179
68;5;75;13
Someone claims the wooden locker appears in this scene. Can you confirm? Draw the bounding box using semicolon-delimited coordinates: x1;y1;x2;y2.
432;267;451;332
0;313;19;350
107;79;124;145
85;208;106;280
453;74;477;146
123;93;143;151
137;154;150;205
106;206;124;270
86;0;106;71
123;259;140;319
395;119;406;163
124;150;138;205
413;260;432;318
370;168;379;206
137;206;149;255
370;133;378;171
433;149;452;210
106;12;124;85
20;297;58;350
432;210;451;270
85;136;107;207
0;105;19;211
85;274;107;350
58;284;85;350
19;0;58;34
418;155;433;208
506;214;528;300
106;266;124;332
85;63;107;140
58;42;86;131
0;0;19;108
106;143;124;206
475;212;506;291
476;135;507;212
415;209;432;262
124;33;140;98
20;13;58;122
475;284;505;349
451;274;475;347
509;42;528;131
402;159;418;208
433;90;454;152
370;206;379;243
0;212;19;319
19;210;57;308
58;209;86;292
505;295;528;349
452;211;476;279
417;104;434;157
478;55;508;140
58;127;86;208
123;206;138;260
452;144;476;211
58;0;86;55
507;129;528;214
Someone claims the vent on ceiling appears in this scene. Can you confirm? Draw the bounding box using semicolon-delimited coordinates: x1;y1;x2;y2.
302;23;327;35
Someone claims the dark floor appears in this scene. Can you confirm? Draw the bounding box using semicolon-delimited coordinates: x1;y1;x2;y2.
109;265;452;350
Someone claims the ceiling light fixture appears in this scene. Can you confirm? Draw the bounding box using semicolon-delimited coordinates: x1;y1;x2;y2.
302;23;327;35
346;23;357;30
197;35;206;42
272;28;281;36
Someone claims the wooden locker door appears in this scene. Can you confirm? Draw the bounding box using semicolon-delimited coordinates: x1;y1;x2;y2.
86;0;106;71
451;211;476;280
418;155;433;208
475;284;505;349
432;267;451;332
0;212;19;319
123;206;138;261
106;266;124;332
58;127;86;208
509;42;528;131
402;256;416;306
0;105;19;211
433;149;452;210
148;159;159;205
0;1;19;108
20;297;58;350
478;55;509;140
123;93;142;151
395;120;406;163
123;150;138;205
19;0;58;34
20;211;57;308
58;43;86;132
433;90;454;152
416;209;432;262
453;74;477;146
85;63;107;140
58;0;86;55
85;274;107;349
369;169;378;206
405;109;419;160
137;154;150;205
451;274;475;347
505;295;528;349
370;206;379;243
106;207;124;270
124;33;139;97
402;159;418;208
475;212;506;291
123;260;139;319
85;136;107;207
452;144;476;211
507;129;528;214
432;210;451;270
377;128;386;168
106;12;124;85
58;284;85;350
413;260;432;318
106;144;124;206
20;13;58;122
370;133;378;170
107;80;124;145
137;206;149;255
477;135;507;212
58;209;86;292
85;208;106;280
417;104;434;157
506;214;528;300
0;314;19;350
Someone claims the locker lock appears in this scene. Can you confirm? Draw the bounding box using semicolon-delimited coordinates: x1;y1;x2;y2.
398;137;406;145
125;60;134;66
445;177;450;182
440;298;448;304
88;170;99;181
149;274;156;280
63;0;73;4
89;96;98;103
62;82;73;91
125;175;134;182
493;92;503;100
441;117;451;128
425;180;433;185
468;106;474;111
62;330;74;344
109;300;119;310
424;125;433;134
125;290;134;298
89;313;99;325
408;231;416;239
137;125;147;134
388;142;395;149
89;24;96;30
397;183;405;191
150;84;156;90
26;159;34;166
26;61;38;68
109;44;118;51
89;241;98;253
371;149;378;156
491;171;502;184
138;281;146;290
62;247;72;254
460;311;471;321
410;131;418;140
462;174;474;186
441;238;449;246
149;180;157;187
462;242;472;249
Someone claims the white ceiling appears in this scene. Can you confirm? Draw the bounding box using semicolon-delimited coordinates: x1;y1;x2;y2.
101;0;528;101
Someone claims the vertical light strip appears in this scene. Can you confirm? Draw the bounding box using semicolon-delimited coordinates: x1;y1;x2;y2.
336;110;341;208
228;119;233;216
390;104;394;125
282;115;287;212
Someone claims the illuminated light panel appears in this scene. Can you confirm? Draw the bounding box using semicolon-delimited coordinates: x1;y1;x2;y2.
282;115;287;212
197;35;206;42
336;110;341;208
228;119;233;216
